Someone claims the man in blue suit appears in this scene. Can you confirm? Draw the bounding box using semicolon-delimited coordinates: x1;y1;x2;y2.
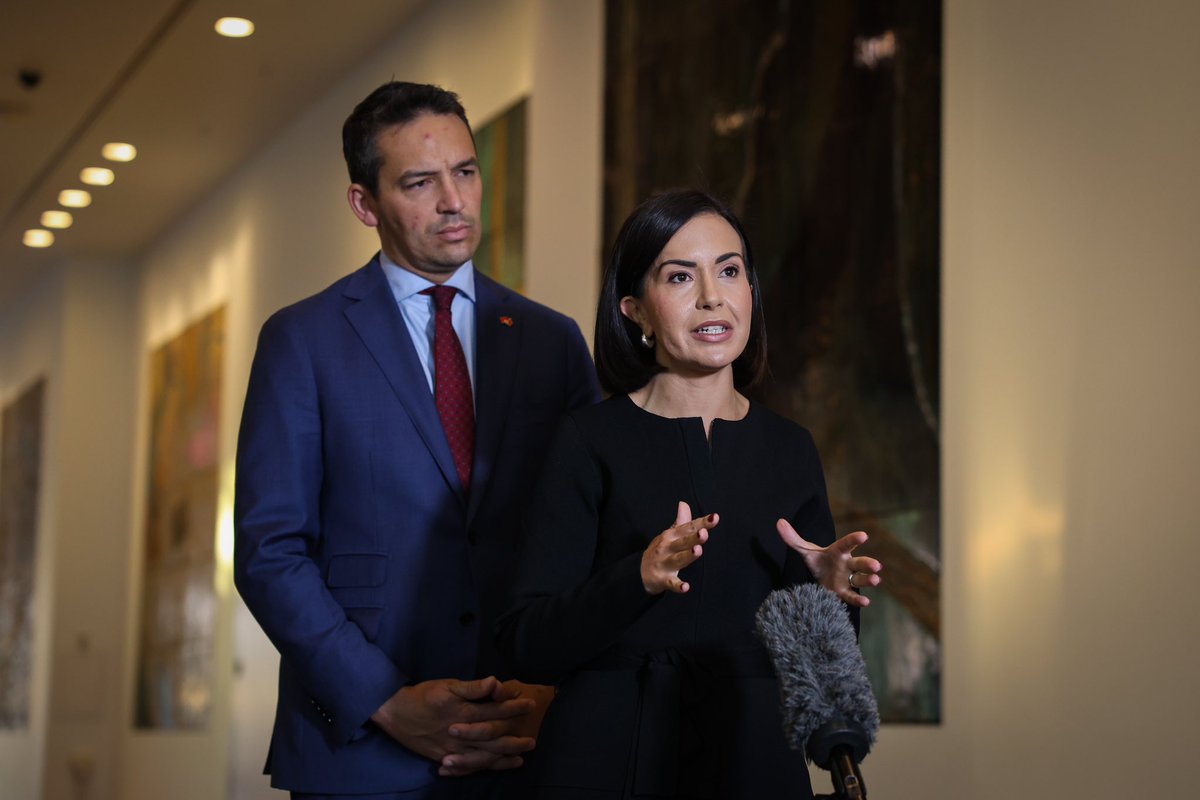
234;81;600;798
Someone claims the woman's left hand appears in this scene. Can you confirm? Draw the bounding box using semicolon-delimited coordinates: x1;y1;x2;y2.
775;520;883;607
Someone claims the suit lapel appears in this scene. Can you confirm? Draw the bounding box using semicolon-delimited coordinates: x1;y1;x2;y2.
468;274;522;524
342;258;465;501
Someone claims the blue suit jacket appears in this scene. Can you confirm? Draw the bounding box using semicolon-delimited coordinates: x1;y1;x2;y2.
233;257;599;794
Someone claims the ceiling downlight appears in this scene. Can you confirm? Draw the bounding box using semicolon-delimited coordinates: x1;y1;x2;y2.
59;189;93;208
80;167;115;186
23;229;55;248
215;17;255;38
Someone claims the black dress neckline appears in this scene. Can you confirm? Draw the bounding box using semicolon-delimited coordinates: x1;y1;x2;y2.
616;391;756;431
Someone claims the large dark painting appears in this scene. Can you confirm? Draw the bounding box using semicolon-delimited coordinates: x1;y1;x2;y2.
135;308;224;729
605;0;941;722
0;378;45;728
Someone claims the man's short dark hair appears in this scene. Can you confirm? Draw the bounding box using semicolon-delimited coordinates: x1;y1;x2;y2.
342;81;473;195
594;189;769;395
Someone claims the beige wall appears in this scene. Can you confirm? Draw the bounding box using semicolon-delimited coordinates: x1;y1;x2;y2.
2;0;1198;797
897;0;1200;796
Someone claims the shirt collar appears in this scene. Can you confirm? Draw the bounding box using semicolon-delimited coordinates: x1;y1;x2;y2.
379;251;477;304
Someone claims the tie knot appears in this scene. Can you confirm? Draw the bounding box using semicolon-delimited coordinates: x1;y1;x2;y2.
421;285;457;312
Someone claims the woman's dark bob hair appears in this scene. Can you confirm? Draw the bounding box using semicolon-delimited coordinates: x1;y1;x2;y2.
594;189;768;395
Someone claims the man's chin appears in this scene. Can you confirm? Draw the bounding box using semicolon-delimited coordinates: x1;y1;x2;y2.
435;243;478;269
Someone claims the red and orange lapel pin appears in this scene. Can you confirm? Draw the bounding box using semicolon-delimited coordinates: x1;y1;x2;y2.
499;316;514;327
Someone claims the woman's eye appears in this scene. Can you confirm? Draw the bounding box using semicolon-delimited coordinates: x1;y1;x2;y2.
721;265;741;278
667;272;691;283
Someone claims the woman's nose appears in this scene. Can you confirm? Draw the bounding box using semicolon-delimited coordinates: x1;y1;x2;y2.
696;275;723;309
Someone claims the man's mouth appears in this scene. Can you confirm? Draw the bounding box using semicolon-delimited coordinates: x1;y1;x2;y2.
437;223;471;240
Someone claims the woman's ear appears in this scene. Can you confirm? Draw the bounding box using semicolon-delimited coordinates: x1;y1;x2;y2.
619;296;643;328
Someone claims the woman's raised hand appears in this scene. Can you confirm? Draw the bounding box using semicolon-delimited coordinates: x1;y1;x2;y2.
775;520;882;607
641;501;717;595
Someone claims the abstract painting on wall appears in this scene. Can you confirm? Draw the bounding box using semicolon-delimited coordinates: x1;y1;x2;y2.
0;378;45;729
134;307;224;729
473;97;527;292
604;0;942;722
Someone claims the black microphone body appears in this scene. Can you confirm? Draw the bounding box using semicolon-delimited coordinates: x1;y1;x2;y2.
809;717;870;799
756;583;880;799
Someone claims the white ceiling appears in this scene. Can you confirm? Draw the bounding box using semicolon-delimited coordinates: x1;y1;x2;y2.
0;0;427;305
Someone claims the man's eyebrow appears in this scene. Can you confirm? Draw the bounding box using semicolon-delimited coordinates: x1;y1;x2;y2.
399;168;436;182
398;158;478;183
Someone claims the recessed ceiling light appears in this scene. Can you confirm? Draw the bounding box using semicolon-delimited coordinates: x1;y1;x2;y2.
102;142;137;162
41;210;74;229
80;167;115;186
215;17;254;38
59;189;92;208
23;229;55;248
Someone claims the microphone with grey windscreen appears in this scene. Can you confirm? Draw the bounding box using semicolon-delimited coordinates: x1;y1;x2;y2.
756;582;881;799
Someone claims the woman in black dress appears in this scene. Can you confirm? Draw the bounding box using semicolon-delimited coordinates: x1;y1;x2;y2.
496;190;882;799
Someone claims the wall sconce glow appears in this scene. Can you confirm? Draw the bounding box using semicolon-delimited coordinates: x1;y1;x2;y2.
80;167;115;186
23;229;55;248
41;210;74;229
102;142;137;162
59;189;93;207
215;17;255;38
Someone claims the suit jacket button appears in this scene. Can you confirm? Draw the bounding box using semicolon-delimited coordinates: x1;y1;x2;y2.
459;612;475;627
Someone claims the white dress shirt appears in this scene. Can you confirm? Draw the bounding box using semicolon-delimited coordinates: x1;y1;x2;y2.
379;253;477;397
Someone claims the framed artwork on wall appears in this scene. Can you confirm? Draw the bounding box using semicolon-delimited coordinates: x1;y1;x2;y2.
0;377;46;729
473;97;528;292
134;307;224;730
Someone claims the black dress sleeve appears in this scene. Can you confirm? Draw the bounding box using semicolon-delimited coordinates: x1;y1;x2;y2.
496;415;657;684
780;426;862;632
781;426;838;585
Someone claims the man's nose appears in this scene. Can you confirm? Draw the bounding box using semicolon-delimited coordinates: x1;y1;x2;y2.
437;177;465;214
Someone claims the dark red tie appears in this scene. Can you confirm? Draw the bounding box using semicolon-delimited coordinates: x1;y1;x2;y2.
421;285;474;490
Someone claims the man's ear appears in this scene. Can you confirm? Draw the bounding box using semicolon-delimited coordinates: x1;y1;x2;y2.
347;184;379;228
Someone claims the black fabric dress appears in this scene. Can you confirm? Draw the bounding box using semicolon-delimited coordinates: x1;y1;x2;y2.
497;394;837;799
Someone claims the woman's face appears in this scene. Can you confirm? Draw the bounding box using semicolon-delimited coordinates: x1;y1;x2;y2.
620;212;753;380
